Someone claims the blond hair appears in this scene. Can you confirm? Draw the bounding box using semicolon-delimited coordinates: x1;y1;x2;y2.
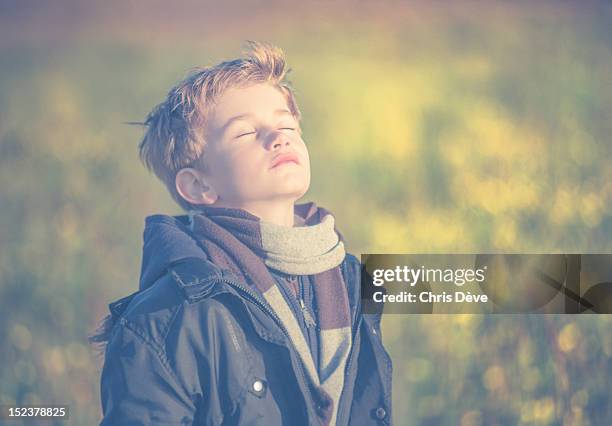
138;41;301;211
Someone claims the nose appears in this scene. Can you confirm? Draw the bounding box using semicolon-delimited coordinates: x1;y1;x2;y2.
265;130;291;150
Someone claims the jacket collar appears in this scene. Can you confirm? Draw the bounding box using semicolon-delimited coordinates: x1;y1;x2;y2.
168;256;235;302
138;214;207;291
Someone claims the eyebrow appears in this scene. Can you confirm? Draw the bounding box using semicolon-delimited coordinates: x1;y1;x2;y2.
220;109;293;133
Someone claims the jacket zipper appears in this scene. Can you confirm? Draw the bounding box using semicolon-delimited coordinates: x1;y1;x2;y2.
298;277;317;329
211;277;319;423
300;299;317;328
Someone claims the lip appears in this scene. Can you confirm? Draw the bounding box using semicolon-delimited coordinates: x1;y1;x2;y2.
270;152;300;169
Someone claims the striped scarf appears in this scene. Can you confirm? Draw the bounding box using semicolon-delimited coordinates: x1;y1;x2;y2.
187;202;351;426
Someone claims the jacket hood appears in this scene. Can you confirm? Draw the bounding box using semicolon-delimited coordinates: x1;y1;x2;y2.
138;214;210;291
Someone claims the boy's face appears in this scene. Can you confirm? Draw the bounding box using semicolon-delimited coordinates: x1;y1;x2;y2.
199;83;310;207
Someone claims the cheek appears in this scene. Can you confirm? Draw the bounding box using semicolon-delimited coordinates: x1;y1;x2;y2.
295;138;310;162
224;150;265;186
208;151;253;191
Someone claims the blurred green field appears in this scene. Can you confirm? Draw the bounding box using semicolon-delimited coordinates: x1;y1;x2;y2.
1;1;611;425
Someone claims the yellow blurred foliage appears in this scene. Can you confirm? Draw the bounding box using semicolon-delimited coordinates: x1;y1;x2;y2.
558;323;580;353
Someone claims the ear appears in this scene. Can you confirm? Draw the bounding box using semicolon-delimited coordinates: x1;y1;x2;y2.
175;168;218;205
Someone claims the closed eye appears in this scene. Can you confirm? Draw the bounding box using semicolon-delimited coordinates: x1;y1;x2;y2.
235;131;256;139
279;128;296;131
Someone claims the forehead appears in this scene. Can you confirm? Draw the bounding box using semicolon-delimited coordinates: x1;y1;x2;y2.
208;83;290;128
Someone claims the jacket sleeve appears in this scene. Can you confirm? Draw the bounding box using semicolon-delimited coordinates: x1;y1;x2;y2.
99;320;197;426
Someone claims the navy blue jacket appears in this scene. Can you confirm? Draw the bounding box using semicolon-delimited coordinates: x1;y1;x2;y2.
98;215;392;425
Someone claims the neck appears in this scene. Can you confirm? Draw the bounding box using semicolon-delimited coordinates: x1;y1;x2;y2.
212;199;296;227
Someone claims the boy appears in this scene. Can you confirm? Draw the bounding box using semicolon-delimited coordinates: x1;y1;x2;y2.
93;41;392;426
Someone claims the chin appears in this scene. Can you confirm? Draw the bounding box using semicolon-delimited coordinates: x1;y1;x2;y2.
272;183;309;200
